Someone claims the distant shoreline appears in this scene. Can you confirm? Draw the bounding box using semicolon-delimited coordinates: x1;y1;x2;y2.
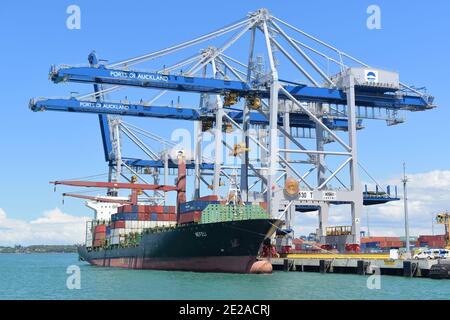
0;245;78;254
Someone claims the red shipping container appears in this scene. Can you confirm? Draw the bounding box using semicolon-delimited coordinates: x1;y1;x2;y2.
379;241;403;248
136;206;146;213
428;240;446;248
143;206;169;214
165;206;176;214
119;205;133;213
112;220;126;229
159;214;169;221
137;213;150;221
93;229;106;247
419;235;446;242
168;213;177;221
178;211;202;224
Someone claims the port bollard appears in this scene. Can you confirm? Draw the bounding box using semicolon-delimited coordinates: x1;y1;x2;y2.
319;260;326;273
283;259;289;272
403;261;413;277
357;260;365;275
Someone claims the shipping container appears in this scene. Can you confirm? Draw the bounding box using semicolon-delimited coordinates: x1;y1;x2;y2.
94;224;107;233
112;220;126;229
361;237;400;244
180;200;220;213
178;211;202;224
364;241;380;248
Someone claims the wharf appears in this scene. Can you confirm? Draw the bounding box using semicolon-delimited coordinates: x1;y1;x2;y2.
267;254;442;278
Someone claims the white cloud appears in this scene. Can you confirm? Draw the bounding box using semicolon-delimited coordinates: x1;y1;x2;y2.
0;208;89;246
292;170;449;237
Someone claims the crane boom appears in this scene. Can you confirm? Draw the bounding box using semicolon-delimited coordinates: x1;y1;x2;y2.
48;65;434;110
62;193;131;204
51;180;178;191
29;97;355;130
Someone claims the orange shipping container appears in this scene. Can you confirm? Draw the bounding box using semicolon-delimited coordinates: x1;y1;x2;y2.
259;202;268;211
94;225;106;233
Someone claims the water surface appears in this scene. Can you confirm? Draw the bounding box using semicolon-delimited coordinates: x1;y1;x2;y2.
0;253;449;300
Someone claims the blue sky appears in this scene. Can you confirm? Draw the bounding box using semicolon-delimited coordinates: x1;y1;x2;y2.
0;1;449;241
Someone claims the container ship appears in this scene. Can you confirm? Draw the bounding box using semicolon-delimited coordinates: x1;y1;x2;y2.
53;157;282;273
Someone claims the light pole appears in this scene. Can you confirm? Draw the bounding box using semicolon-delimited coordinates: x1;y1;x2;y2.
432;213;435;235
402;162;411;256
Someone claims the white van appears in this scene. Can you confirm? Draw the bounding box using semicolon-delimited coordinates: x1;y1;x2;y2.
414;249;449;260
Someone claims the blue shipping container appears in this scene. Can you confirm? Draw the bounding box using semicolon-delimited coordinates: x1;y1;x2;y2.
180;200;220;213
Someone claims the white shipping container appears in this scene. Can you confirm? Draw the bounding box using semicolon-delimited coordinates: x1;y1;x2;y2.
110;235;120;245
85;238;93;247
125;220;143;230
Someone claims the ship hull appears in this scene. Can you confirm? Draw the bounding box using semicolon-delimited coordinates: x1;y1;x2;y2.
78;218;281;273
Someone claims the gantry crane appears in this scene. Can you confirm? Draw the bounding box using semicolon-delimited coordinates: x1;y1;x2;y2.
30;8;435;250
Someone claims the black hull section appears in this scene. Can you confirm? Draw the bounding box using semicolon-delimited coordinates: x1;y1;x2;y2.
78;219;281;273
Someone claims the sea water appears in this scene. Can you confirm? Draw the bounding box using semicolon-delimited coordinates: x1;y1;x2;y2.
0;253;449;300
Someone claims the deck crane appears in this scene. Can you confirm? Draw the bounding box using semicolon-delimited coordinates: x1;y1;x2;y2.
31;8;436;251
51;154;186;209
51;180;177;205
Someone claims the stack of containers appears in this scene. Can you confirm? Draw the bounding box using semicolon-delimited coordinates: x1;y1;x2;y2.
178;196;221;224
378;240;404;249
361;236;402;252
108;205;177;245
200;204;269;224
85;223;94;247
93;224;106;247
417;235;447;248
363;242;381;250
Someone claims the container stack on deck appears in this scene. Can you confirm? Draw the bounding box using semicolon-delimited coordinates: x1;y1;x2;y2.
86;195;271;249
87;205;178;248
178;195;221;224
93;225;106;247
